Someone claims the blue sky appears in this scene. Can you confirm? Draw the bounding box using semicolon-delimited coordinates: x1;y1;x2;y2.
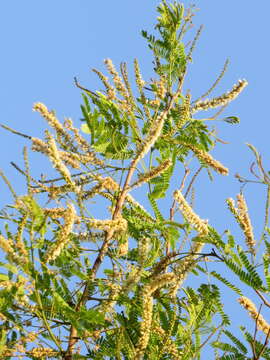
1;0;270;355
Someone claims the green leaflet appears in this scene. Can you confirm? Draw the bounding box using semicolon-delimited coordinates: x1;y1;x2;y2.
210;271;243;296
211;341;245;358
224;257;264;290
148;194;164;221
223;330;248;355
237;246;263;287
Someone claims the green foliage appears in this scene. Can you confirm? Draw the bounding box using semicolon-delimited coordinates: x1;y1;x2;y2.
0;1;268;359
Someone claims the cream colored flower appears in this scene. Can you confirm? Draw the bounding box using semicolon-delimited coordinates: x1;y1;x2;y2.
174;190;208;235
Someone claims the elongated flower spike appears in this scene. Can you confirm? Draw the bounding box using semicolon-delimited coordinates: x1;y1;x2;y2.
238;296;270;335
45;203;76;262
129;159;172;190
135;272;176;359
226;193;255;254
192;79;248;113
174;190;208;235
188;144;229;175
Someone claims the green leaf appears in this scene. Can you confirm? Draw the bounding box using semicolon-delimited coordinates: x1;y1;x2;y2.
81;123;91;134
223;116;240;124
210;271;243;296
223;330;247;354
0;274;9;281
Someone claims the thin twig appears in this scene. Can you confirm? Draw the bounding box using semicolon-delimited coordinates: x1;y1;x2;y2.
1;123;32;139
255;289;270;308
0;169;17;200
184;166;203;198
74;77;99;98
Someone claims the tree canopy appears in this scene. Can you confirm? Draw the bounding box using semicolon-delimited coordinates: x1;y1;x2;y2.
0;1;270;359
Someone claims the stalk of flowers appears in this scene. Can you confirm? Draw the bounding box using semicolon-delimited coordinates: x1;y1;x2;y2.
44;203;76;262
15;213;28;258
92;173;155;224
33;103;72;146
0;235;27;267
129;159;172;190
152;323;183;360
81;183;106;200
32;137;80;168
191;79;248;113
226;194;256;254
170;241;205;297
138;237;150;265
117;235;129;256
31;174;94;197
44;207;81;224
135;272;176;358
155;75;167;100
46;134;75;188
135;292;153;360
64;118;105;167
238;296;270;335
188;144;229;175
86;217;127;233
93;174;155;221
134;58;146;92
237;193;256;254
104;58;130;102
122;265;142;293
26;348;58;358
174;190;209;235
120;62;137;110
135;79;182;164
135;112;167;163
99;281;122;316
92;68;116;101
175;93;191;129
134;58;152;121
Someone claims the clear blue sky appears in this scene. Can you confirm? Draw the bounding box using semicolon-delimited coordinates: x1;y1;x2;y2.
1;0;270;354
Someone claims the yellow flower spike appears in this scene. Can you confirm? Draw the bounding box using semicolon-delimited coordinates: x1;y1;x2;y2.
174;190;209;235
192;79;248;113
238;296;270;335
45;203;76;262
189;144;229;175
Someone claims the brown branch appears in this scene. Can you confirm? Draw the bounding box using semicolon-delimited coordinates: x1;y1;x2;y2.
184;165;203;198
255;290;270;308
1;123;32;139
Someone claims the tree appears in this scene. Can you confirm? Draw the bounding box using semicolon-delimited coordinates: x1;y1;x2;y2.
0;1;269;359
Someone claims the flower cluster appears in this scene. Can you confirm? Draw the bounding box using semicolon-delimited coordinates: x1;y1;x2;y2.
134;58;146;92
27;348;58;358
226;193;255;254
188;144;229;175
47;134;74;187
130;159;172;189
33;102;65;134
192;79;248;113
174;190;209;235
45;203;76;262
87;217;127;233
99;280;122;317
238;296;270;335
138;237;150;265
0;235;27;266
175;93;191;129
104;58;128;100
92;68;116;100
135;272;176;358
153;323;183;360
